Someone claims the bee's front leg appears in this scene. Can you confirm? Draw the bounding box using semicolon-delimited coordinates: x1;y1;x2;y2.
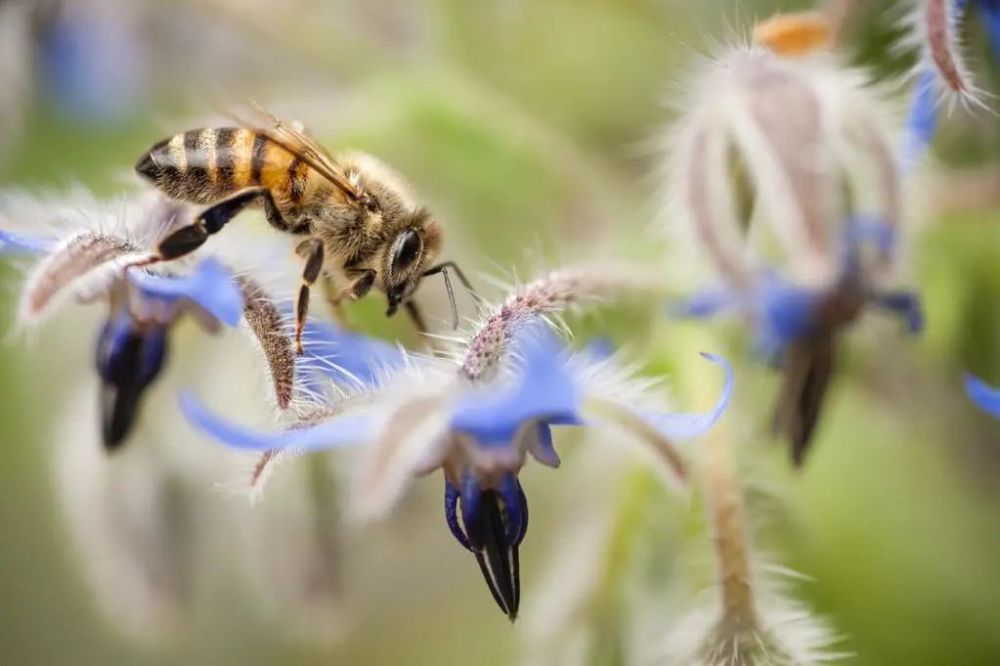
321;270;376;330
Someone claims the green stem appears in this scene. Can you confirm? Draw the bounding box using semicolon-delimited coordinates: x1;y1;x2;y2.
704;420;755;630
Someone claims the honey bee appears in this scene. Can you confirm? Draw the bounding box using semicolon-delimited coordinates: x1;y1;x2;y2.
134;113;474;353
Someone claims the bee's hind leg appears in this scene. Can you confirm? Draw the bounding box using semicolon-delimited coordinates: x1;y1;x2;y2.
154;187;283;262
294;239;325;356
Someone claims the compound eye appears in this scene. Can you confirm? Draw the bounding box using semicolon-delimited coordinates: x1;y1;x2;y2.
392;229;422;270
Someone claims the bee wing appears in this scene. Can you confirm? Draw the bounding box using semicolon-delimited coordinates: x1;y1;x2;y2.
233;105;360;201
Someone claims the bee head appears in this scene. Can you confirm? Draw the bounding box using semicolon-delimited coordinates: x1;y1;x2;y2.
383;209;442;316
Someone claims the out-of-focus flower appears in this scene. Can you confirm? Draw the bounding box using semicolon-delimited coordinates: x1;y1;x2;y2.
181;264;730;620
0;192;246;447
97;259;242;448
965;373;1000;418
38;1;146;122
665;46;900;289
673;219;923;361
664;46;918;465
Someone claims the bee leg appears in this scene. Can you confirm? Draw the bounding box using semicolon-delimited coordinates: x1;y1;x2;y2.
321;271;376;330
294;239;324;356
321;275;352;329
156;187;281;261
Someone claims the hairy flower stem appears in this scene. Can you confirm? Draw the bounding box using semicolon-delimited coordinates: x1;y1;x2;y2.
460;265;663;382
704;421;756;632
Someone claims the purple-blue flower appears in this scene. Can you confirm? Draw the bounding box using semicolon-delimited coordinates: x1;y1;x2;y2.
181;324;734;620
674;218;921;464
674;219;923;361
99;259;242;450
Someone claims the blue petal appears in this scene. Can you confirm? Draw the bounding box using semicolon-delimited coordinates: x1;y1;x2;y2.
460;469;484;533
444;479;472;551
298;315;405;387
755;274;821;354
0;229;56;255
449;326;580;444
582;338;616;363
965;373;1000;419
873;290;925;335
981;0;1000;64
639;352;734;440
900;69;937;172
128;259;243;327
844;215;896;259
95;314;168;389
179;392;372;451
669;287;741;319
529;421;561;467
498;474;528;546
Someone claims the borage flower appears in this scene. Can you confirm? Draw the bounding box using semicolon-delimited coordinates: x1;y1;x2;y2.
0;191;250;448
663;46;921;465
98;259;242;448
181;324;733;621
674;217;922;465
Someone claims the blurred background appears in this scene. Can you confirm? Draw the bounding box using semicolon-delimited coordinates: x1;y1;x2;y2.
0;0;998;664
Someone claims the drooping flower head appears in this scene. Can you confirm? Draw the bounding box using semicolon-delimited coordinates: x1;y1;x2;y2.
0;191;245;448
97;259;242;448
663;46;921;464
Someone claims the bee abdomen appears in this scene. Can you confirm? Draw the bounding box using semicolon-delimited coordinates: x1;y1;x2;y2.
135;128;259;205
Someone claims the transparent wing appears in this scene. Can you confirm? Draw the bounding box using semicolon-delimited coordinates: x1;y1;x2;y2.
233;105;359;201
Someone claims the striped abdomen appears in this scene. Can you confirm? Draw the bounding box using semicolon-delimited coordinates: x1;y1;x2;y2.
135;128;317;209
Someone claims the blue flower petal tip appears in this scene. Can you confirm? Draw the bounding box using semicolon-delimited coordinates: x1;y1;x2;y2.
179;391;279;451
179;391;372;452
964;373;1000;419
0;229;56;255
641;352;733;441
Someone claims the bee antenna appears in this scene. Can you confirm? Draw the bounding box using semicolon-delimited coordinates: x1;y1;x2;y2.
424;261;481;329
442;267;459;329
